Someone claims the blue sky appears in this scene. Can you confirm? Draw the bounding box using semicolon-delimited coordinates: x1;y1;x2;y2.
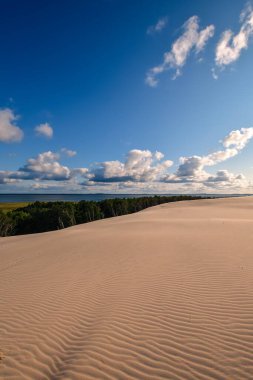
1;0;253;193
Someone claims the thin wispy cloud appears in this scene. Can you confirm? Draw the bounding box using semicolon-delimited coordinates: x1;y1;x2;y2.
61;148;77;157
0;108;24;143
214;3;253;75
35;123;53;139
146;16;215;86
147;17;168;35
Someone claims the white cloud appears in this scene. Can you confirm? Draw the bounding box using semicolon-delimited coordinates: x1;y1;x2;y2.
0;108;24;143
163;127;253;184
211;68;218;80
147;17;168;35
61;148;77;157
35;123;53;139
145;75;159;87
195;24;216;52
146;16;215;85
90;149;173;183
0;174;20;184
20;151;70;180
32;183;51;190
206;169;245;183
222;127;253;149
31;181;79;191
215;4;253;68
0;150;89;184
1;128;253;193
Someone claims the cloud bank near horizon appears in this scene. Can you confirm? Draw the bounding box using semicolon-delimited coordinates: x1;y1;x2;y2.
1;127;252;193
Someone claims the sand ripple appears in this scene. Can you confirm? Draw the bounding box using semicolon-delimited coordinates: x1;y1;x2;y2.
1;197;253;379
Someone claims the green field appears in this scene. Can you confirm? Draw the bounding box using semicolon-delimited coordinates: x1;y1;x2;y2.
0;202;29;212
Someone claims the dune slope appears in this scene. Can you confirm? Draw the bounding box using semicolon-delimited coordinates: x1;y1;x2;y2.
1;197;253;379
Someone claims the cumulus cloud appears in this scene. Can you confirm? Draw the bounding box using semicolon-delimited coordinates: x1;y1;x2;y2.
222;127;253;149
0;174;20;185
90;149;173;183
0;150;89;185
1;128;252;193
61;148;77;157
0;108;24;143
35;123;53;139
146;16;215;85
147;17;168;35
163;127;253;185
215;4;253;69
19;151;70;181
206;169;245;183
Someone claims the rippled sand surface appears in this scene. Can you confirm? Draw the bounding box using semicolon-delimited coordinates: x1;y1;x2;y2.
1;197;253;379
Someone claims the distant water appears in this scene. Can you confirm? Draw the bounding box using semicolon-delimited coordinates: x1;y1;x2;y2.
0;193;250;203
0;193;152;203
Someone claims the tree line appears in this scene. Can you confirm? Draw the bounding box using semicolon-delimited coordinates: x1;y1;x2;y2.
0;195;205;237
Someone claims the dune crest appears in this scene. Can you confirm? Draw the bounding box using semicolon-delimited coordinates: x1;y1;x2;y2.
1;197;253;379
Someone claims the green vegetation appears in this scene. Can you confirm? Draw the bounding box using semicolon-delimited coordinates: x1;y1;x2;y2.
0;196;206;237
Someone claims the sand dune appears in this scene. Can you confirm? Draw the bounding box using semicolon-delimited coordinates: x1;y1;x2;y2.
1;197;253;379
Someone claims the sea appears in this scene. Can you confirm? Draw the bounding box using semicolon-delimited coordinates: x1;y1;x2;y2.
0;193;251;203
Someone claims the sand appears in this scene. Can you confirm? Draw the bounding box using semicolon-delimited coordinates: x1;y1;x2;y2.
1;197;253;379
